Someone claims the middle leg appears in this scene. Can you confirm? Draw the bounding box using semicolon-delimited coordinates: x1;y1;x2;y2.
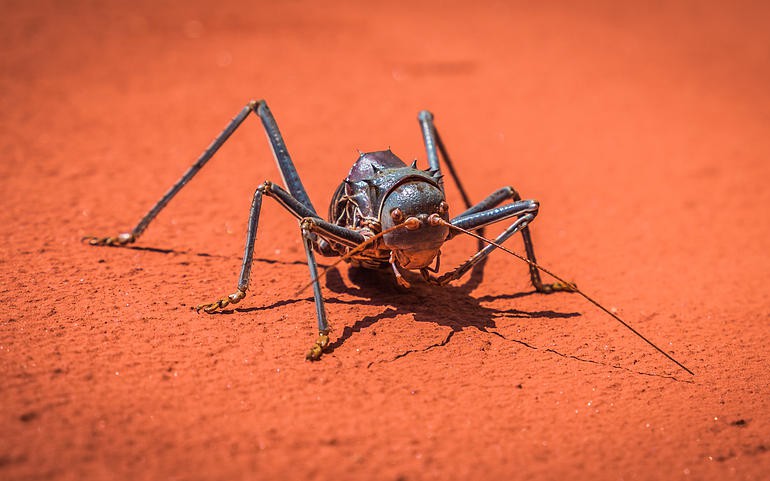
196;181;365;312
194;181;365;360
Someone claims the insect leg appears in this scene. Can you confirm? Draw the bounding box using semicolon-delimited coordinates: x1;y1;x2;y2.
288;206;389;361
423;199;538;285
196;182;364;313
262;183;364;245
454;186;518;218
194;183;266;313
458;187;569;292
426;214;535;286
193;181;364;360
451;197;539;232
84;102;257;246
298;216;373;360
85;99;318;247
417;110;475;209
302;227;330;361
254;100;317;215
258;182;366;251
428;195;573;292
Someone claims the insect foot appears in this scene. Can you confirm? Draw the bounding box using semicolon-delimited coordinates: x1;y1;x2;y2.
306;330;331;361
537;281;578;294
195;289;247;313
82;232;135;247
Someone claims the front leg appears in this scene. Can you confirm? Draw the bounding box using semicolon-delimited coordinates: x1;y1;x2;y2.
299;217;367;360
423;210;536;286
424;195;575;292
449;186;574;293
301;227;331;361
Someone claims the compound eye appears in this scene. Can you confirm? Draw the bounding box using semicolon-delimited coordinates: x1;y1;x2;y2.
439;201;449;214
390;208;404;223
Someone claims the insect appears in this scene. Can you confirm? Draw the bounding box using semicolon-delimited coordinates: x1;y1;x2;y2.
85;100;692;375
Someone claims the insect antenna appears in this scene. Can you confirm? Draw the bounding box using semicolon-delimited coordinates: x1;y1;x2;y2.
435;219;694;376
294;222;409;296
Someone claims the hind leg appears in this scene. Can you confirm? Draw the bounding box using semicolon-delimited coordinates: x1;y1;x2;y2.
85;100;318;246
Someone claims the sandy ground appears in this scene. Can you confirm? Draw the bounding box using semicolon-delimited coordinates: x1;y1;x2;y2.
2;1;769;480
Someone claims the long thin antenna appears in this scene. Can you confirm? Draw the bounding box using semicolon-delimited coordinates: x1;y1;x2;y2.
438;219;694;376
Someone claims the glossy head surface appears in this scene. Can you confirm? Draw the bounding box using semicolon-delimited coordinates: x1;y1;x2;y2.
380;180;450;269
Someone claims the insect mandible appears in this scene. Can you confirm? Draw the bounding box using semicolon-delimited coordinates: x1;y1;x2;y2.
85;100;692;374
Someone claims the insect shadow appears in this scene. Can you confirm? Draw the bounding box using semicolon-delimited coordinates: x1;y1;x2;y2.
114;244;309;267
323;260;581;355
224;258;581;358
317;264;691;381
146;248;685;378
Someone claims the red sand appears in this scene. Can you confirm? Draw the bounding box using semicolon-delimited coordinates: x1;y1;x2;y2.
2;1;769;480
